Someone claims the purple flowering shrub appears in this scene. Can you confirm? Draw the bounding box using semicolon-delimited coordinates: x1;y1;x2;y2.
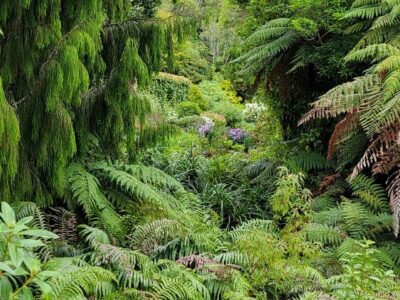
228;128;247;143
198;117;215;137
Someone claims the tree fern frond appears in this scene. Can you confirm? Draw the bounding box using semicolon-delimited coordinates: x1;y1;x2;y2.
113;161;185;192
344;4;389;20
388;169;400;236
46;263;116;299
328;113;360;160
299;75;381;125
91;161;169;209
214;251;249;268
350;124;400;179
345;43;400;62
240;18;291;47
336;131;369;171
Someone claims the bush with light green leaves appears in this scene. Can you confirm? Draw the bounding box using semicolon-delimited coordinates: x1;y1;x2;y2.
0;202;58;299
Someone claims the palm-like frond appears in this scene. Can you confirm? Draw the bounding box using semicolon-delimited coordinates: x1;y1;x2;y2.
235;18;301;78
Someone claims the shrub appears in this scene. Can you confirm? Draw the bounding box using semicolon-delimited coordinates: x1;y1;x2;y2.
243;102;267;122
150;72;191;103
175;115;204;130
228;128;247;143
213;101;243;126
198;80;229;104
187;84;209;110
201;111;227;127
198;116;215;137
219;80;242;104
174;40;213;83
177;101;201;117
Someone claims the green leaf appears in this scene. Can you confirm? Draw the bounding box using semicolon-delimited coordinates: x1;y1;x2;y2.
0;223;10;233
24;256;41;273
8;243;18;267
20;229;58;239
18;239;45;248
0;262;15;274
21;286;34;300
0;277;12;300
0;202;16;227
33;278;54;295
17;216;34;226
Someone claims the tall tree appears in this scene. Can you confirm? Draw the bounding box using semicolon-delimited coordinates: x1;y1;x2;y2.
0;1;192;205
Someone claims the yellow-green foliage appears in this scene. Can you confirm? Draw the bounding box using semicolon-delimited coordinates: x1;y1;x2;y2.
220;80;242;104
0;78;20;201
187;84;209;110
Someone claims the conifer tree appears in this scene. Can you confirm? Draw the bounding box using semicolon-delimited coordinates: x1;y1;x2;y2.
0;1;192;205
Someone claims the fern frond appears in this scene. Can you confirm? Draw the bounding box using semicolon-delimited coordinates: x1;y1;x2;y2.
327;113;360;160
299;75;382;124
341;201;371;238
350;124;400;178
214;251;249;268
91;161;169;209
113;161;185;192
289;151;333;172
67;163;124;239
244;18;291;46
350;175;388;212
79;224;111;245
304;223;345;246
345;43;400;62
46;262;116;299
311;195;337;212
129;219;183;255
388;169;400;236
13;201;48;230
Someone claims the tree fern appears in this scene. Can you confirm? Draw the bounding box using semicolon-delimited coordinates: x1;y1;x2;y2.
235;18;301;78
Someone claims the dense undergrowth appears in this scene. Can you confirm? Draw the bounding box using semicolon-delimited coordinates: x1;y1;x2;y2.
1;0;400;299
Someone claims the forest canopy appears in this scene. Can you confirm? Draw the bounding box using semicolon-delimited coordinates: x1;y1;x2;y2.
1;0;400;299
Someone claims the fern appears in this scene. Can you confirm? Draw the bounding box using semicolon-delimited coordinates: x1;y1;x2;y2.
129;219;183;255
304;223;345;246
288;150;334;172
67;163;125;239
45;259;117;299
350;175;388;212
79;224;111;245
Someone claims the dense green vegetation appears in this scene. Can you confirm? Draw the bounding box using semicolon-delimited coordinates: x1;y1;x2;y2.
1;0;400;299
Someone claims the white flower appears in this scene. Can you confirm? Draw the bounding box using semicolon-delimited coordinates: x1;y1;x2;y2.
243;102;266;122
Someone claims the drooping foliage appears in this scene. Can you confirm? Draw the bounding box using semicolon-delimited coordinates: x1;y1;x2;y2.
0;0;194;205
2;0;400;299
